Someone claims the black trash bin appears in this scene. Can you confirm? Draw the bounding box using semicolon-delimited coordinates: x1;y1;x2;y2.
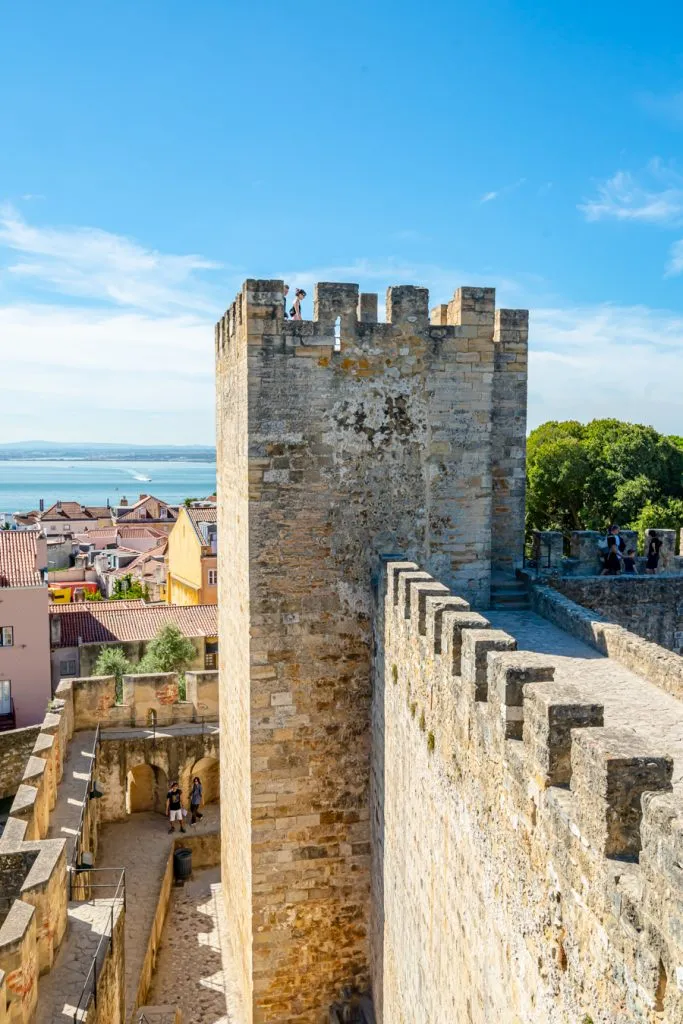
173;847;192;881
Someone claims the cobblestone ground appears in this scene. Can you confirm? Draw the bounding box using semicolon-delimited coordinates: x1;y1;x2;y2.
95;803;220;1018
489;610;683;792
145;867;239;1024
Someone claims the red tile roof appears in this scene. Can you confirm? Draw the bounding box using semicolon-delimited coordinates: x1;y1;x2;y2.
0;532;45;588
41;502;112;522
116;495;177;524
185;507;217;544
109;539;168;579
50;602;217;646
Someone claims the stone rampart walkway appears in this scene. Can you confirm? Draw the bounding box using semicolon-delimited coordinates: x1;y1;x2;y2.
95;804;219;1020
146;866;234;1023
46;729;96;863
489;610;683;793
35;897;123;1024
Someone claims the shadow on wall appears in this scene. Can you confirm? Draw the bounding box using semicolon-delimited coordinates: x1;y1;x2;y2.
126;764;168;815
180;756;220;806
125;756;220;816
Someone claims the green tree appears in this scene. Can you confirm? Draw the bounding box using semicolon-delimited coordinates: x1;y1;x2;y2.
183;496;198;507
631;498;683;551
84;589;103;602
93;646;131;703
111;574;149;601
526;418;683;543
526;436;591;534
136;624;197;675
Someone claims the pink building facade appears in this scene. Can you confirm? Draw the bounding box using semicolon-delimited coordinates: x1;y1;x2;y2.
0;533;51;727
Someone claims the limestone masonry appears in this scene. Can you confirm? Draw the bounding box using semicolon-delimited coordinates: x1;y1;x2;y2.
215;279;529;1021
216;277;683;1024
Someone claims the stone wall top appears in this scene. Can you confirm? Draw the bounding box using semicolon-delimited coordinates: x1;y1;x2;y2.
215;278;528;353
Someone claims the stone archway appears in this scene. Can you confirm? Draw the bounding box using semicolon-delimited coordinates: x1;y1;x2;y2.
182;756;220;807
126;763;169;814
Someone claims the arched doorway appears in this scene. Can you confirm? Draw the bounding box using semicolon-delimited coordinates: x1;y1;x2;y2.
126;763;168;814
182;756;220;807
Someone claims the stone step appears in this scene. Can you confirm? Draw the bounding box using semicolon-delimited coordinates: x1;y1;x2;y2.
490;600;530;611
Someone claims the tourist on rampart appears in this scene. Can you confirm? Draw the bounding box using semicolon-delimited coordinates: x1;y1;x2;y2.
622;549;637;574
601;536;622;575
646;533;662;574
190;776;204;825
606;524;626;553
166;780;186;834
283;284;290;318
290;288;306;320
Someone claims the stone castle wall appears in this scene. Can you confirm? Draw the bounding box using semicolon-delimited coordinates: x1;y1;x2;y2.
215;279;528;1022
371;561;682;1023
548;575;683;655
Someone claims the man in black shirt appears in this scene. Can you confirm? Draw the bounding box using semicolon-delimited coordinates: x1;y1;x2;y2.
166;781;186;834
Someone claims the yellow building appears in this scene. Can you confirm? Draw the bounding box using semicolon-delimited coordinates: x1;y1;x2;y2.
166;507;217;606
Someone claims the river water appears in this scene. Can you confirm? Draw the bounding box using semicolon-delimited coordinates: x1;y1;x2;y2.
0;460;217;514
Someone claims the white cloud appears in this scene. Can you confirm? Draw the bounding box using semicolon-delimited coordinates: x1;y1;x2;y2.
579;160;683;224
0;204;225;314
478;178;526;204
0;205;233;444
529;303;683;433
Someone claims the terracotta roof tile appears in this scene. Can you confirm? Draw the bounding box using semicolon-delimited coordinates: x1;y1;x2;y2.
41;502;112;522
185;507;218;544
116;495;177;523
0;532;45;588
50;603;217;646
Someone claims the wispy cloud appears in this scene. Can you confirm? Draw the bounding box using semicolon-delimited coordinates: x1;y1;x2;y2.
0;205;235;444
529;302;683;432
0;203;225;314
478;178;526;204
578;159;683;224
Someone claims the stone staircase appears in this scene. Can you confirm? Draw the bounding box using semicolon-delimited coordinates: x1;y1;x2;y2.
490;575;530;611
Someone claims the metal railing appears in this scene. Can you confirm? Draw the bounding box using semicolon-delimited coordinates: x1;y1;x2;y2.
72;868;125;1023
70;724;101;879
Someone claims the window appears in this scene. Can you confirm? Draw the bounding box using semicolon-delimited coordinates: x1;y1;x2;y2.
207;569;217;586
159;507;167;519
0;680;11;716
0;627;13;647
205;638;218;670
60;659;77;677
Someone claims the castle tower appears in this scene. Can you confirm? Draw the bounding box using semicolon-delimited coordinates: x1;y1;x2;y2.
215;279;529;1021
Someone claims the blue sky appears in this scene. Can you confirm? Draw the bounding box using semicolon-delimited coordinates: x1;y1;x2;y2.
2;0;683;444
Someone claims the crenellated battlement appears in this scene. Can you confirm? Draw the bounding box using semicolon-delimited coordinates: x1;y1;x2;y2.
375;559;683;1021
215;278;529;362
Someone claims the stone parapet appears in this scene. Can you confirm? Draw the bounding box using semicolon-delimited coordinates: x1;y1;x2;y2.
68;671;218;730
373;560;683;1022
530;583;683;701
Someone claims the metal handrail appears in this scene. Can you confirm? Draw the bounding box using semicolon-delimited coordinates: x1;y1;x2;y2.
70;724;101;876
72;868;125;1023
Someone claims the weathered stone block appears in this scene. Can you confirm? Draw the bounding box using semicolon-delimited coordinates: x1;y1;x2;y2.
488;652;555;740
523;683;604;787
571;728;674;859
461;629;517;702
442;610;490;676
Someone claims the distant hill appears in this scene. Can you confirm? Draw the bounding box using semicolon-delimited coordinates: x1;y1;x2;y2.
0;441;216;462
